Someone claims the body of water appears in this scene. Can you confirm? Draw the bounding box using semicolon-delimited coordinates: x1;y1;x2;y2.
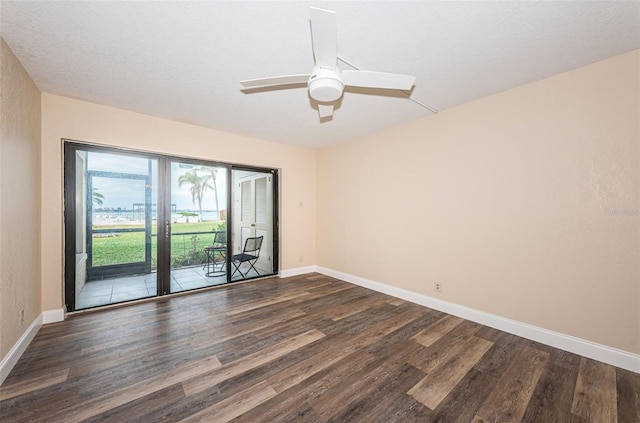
92;211;221;224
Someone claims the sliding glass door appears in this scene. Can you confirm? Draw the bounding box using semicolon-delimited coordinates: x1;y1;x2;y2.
169;160;227;293
64;146;159;310
64;142;278;311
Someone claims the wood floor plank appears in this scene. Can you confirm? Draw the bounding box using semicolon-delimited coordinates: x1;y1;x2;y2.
224;291;311;315
385;297;405;306
71;337;195;383
521;349;580;423
0;368;69;401
316;302;411;339
265;332;358;393
70;343;196;400
328;295;387;321
408;335;493;409
411;314;464;347
474;325;505;342
0;386;81;422
249;310;332;341
327;362;426;422
303;274;326;281
429;368;499;423
270;405;325;422
472;331;522;378
370;392;433;422
212;323;323;366
298;287;376;316
294;282;354;299
188;307;307;348
298;284;375;312
83;383;187;423
616;368;640;423
35;355;222;422
181;329;324;396
309;357;405;419
232;349;377;423
572;357;618;423
342;302;417;335
79;316;198;352
308;339;427;419
365;310;441;356
267;308;423;394
179;381;277;423
203;331;345;401
407;320;482;374
473;344;549;423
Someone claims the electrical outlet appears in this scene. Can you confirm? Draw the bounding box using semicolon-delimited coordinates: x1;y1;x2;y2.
434;282;442;293
299;255;304;263
20;309;24;325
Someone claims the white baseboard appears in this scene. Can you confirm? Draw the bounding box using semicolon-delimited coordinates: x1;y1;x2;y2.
43;307;65;324
316;266;640;374
0;314;43;385
0;308;66;386
279;266;318;278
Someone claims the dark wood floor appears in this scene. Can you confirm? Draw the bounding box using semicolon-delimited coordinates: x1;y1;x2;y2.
1;273;638;422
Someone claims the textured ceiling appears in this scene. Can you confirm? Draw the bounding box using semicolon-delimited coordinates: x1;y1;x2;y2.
1;1;639;148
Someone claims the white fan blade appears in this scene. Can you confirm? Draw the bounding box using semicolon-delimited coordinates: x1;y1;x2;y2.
342;70;415;90
310;7;337;69
240;74;310;88
318;103;334;118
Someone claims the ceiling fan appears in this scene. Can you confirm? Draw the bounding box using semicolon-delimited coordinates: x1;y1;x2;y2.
240;7;417;120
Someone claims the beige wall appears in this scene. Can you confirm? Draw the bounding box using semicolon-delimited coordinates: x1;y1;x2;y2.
41;94;317;311
0;39;42;361
317;50;640;354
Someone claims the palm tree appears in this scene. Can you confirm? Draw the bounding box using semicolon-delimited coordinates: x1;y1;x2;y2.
199;166;220;220
92;188;104;207
178;170;205;221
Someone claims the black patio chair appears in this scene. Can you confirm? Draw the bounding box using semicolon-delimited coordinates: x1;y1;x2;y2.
203;231;227;276
231;236;263;279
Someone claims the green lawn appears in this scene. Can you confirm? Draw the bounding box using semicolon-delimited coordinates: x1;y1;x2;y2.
91;221;225;268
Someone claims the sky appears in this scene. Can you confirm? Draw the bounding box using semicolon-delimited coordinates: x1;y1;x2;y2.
88;151;227;212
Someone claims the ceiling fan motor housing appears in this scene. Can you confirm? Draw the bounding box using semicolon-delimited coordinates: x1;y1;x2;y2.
308;67;344;102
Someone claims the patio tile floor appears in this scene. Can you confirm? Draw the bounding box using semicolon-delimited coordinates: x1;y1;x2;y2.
75;265;226;310
75;262;264;310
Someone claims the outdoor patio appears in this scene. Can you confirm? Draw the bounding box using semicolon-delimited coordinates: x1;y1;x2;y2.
75;264;261;310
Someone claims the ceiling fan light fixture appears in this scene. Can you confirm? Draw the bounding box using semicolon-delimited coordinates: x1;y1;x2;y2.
308;77;343;102
308;68;344;102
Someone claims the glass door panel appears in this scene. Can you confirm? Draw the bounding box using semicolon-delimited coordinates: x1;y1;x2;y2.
72;149;158;310
169;161;228;293
230;169;276;281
